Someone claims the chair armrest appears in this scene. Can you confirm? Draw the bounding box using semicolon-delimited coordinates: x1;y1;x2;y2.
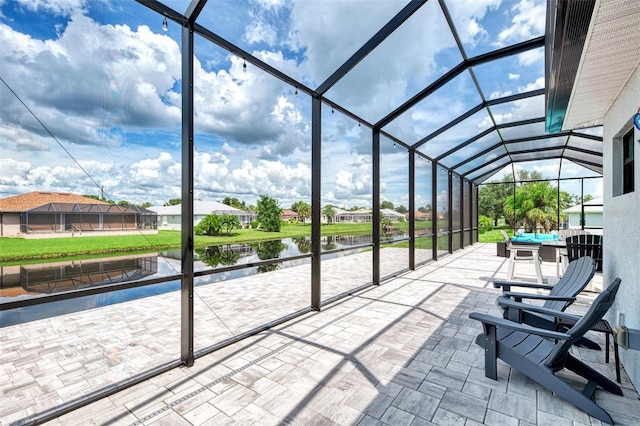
501;291;576;302
496;298;582;323
469;312;570;340
492;280;554;291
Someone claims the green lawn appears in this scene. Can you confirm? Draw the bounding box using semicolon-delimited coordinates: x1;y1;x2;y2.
478;227;513;243
0;223;373;264
0;222;508;264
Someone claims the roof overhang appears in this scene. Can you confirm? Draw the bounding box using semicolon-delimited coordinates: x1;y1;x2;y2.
545;0;597;133
549;0;640;131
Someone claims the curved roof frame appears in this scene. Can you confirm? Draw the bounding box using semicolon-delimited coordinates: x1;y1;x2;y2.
138;0;603;185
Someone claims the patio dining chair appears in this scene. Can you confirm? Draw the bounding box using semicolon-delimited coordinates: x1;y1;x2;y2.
470;278;622;424
566;234;603;272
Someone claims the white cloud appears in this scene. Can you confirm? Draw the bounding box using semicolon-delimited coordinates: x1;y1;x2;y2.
496;0;545;47
334;163;371;199
226;158;311;201
0;14;182;150
518;47;544;66
0;158;31;186
486;112;512;127
489;90;513;100
518;76;545;92
288;1;406;85
0;123;50;151
193;53;309;156
287;0;478;125
221;143;235;154
256;0;286;10
318;0;458;123
531;161;561;177
445;0;501;48
129;152;178;186
437;190;448;212
244;19;277;46
0;0;592;205
14;0;86;17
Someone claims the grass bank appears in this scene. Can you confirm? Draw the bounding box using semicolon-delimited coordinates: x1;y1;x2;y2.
0;222;508;264
0;223;373;264
478;227;513;243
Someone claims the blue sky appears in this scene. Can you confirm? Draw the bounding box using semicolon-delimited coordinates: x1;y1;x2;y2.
0;0;601;209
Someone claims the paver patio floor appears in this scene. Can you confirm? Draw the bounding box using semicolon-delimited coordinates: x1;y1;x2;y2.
2;243;638;425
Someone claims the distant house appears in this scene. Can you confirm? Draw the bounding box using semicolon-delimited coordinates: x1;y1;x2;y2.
381;208;406;222
563;197;603;230
326;208;406;224
335;208;372;223
281;209;298;221
415;211;431;221
0;192;156;237
150;201;256;231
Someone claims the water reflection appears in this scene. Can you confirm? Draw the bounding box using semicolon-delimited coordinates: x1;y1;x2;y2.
196;245;242;268
0;254;158;297
1;234;406;301
293;236;311;253
254;240;287;272
0;233;417;326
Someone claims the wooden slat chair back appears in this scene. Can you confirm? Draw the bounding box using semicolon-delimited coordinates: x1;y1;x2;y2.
566;234;603;272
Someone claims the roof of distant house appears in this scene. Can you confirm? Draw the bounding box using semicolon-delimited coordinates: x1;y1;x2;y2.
0;191;109;212
380;208;405;218
329;208;373;216
149;200;249;216
563;197;604;214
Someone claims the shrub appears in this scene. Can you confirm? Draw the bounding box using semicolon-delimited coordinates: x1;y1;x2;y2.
219;214;240;235
256;195;282;232
195;214;222;236
478;214;493;234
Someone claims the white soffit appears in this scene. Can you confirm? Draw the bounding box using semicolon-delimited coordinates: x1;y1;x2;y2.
563;0;640;130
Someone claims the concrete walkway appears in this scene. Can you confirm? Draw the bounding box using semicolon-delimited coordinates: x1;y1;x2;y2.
2;243;638;425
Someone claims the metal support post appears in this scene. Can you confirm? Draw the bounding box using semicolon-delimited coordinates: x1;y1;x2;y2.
372;130;381;284
448;170;453;253
180;22;195;368
409;149;415;269
432;162;438;260
311;97;322;310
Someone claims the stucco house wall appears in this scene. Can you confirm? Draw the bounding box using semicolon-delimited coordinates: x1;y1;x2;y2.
563;197;604;230
566;212;603;228
151;201;256;231
0;212;21;236
602;63;640;388
159;214;182;231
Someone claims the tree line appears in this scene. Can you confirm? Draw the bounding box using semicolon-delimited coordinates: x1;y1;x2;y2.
85;191;427;236
478;170;592;232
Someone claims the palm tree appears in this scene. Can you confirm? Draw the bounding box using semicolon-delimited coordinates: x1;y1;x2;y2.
322;205;336;224
504;181;560;232
220;214;240;236
297;203;311;223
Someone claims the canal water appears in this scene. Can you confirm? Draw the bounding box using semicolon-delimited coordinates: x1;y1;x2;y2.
1;234;407;326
